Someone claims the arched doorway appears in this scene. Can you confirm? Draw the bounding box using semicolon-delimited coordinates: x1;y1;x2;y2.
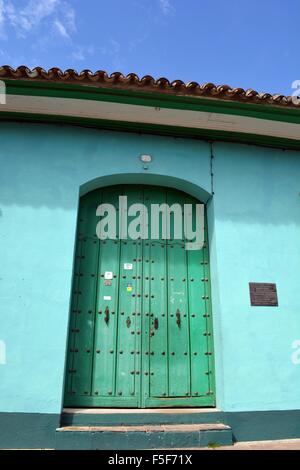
64;185;215;408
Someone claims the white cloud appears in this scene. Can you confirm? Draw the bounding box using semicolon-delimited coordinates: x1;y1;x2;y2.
53;18;69;38
72;39;124;69
71;45;95;62
61;1;75;31
72;48;84;61
0;0;5;24
109;39;120;55
0;0;76;39
6;0;58;32
159;0;173;15
0;0;6;38
106;39;124;69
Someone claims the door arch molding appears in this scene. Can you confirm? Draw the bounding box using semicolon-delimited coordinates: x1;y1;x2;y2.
79;173;211;204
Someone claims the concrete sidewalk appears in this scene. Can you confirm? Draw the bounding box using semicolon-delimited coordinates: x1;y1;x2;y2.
205;439;300;450
6;438;300;450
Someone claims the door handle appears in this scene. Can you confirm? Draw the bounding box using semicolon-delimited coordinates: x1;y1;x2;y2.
104;306;109;324
176;309;181;327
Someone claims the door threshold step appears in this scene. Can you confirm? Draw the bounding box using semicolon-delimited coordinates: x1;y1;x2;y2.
63;407;220;414
57;423;229;432
61;408;223;427
55;423;233;449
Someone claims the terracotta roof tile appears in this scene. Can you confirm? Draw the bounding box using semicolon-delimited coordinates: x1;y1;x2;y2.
0;65;298;108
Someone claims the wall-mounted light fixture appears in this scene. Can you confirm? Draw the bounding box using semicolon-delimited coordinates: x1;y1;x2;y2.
140;154;152;163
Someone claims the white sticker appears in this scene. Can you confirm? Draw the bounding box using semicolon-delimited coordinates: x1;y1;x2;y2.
103;296;111;300
124;263;133;270
104;271;113;280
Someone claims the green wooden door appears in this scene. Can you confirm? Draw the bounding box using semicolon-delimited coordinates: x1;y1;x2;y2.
64;185;215;408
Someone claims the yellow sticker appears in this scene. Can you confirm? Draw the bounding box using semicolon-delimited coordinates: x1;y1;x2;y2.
126;283;133;292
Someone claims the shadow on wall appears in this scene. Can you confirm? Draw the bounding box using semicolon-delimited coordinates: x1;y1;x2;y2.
0;121;299;227
0;122;211;210
212;142;300;226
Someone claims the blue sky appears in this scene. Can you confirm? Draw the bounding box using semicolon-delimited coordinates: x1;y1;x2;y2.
0;0;298;95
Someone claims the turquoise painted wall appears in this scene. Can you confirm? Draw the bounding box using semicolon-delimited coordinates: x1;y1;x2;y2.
210;142;300;411
0;123;211;413
0;122;299;414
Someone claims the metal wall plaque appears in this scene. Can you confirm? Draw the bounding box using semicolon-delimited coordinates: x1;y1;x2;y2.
249;282;278;306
